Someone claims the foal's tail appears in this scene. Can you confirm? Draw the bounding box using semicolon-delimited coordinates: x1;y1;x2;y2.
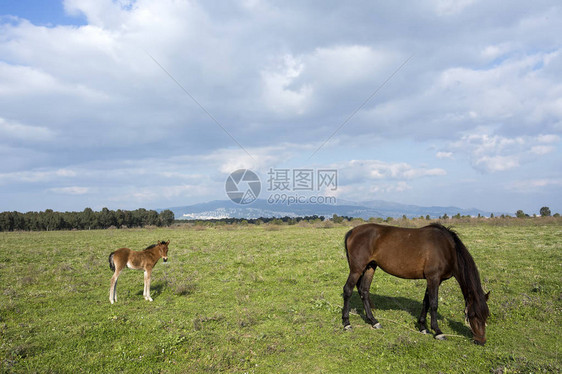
108;252;115;272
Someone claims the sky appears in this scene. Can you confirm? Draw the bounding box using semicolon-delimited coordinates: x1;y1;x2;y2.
1;0;561;215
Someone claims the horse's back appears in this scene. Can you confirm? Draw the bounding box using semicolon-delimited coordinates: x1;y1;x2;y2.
346;224;455;279
111;247;132;268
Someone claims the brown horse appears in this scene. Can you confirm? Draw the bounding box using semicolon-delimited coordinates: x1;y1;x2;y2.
108;240;169;304
342;223;490;345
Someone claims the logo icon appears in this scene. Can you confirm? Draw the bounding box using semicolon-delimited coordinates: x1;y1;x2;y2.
225;169;261;204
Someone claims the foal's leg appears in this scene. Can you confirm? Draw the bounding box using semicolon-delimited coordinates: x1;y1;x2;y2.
342;272;361;329
144;268;153;301
359;266;381;328
426;277;445;339
418;287;430;333
109;268;122;304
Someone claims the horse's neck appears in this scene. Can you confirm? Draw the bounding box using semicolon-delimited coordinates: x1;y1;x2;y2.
145;246;161;258
456;268;482;305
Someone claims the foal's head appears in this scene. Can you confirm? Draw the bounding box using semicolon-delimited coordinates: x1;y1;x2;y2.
157;240;170;263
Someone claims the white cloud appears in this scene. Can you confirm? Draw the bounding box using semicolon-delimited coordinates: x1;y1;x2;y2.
337;160;446;182
436;151;453;159
0;117;55;142
261;54;313;116
474;155;519;172
125;184;212;202
305;45;395;87
433;0;478;15
530;145;555;155
0;1;561;212
445;131;560;173
536;134;560;143
509;178;562;192
49;186;90;195
0;168;76;184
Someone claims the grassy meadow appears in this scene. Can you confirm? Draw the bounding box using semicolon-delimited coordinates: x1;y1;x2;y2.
1;221;560;373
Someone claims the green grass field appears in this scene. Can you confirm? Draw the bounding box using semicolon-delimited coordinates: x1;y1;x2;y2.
1;222;560;373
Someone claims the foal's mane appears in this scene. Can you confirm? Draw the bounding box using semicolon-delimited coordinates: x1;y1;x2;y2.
144;241;167;250
428;224;490;322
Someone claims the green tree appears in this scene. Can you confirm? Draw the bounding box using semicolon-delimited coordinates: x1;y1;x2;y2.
516;210;526;218
146;210;159;226
332;214;344;224
158;209;175;227
0;212;14;231
99;207;116;228
81;208;97;229
540;206;551;217
44;209;63;231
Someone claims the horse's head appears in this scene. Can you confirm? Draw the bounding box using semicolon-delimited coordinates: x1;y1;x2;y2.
158;240;170;262
467;291;490;345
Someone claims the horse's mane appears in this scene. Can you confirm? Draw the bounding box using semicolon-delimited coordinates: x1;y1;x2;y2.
427;223;490;322
144;240;168;250
427;222;448;231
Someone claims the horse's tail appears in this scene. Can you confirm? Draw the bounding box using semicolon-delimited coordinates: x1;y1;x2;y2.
108;252;115;272
343;228;353;263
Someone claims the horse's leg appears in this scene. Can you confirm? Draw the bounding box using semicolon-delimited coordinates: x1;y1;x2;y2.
342;272;361;329
356;274;364;296
427;277;445;339
359;266;381;328
109;268;122;304
144;268;153;301
418;287;430;334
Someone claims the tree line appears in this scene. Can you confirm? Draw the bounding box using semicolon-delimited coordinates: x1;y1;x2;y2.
0;208;175;232
1;206;557;232
186;215;328;226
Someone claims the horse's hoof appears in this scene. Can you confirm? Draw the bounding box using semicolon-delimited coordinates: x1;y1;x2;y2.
435;334;446;340
420;329;429;335
344;324;352;331
372;322;382;329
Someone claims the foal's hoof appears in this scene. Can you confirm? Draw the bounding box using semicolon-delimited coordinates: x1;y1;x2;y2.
420;329;429;335
435;334;447;340
344;324;353;331
371;322;382;329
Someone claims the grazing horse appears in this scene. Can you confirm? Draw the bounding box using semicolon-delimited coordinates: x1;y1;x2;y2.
342;223;490;345
108;240;169;304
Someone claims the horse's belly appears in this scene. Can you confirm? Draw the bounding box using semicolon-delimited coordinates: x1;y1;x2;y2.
127;259;143;269
374;252;426;279
379;263;425;279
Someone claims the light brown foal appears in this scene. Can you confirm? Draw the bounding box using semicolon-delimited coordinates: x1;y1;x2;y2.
108;240;169;304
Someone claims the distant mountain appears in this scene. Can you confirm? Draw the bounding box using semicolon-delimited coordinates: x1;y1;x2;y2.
167;199;494;220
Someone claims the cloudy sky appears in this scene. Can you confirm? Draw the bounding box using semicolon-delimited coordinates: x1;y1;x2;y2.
1;0;561;215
